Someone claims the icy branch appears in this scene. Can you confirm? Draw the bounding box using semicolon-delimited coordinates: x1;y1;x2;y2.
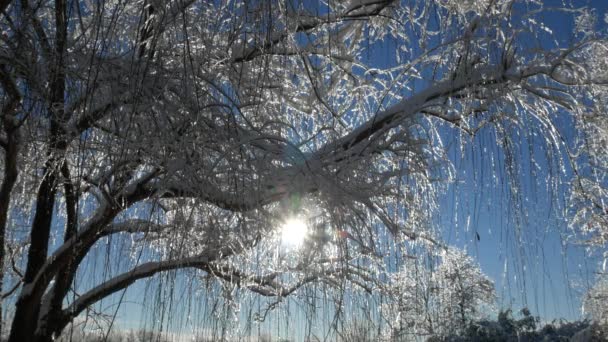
61;244;241;326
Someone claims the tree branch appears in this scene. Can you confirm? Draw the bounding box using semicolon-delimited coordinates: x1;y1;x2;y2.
231;0;395;63
60;244;241;329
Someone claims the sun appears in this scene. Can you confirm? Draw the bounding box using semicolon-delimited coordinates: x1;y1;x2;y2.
280;217;308;247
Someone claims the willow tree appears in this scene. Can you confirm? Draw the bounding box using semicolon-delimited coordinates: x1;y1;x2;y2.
0;0;607;341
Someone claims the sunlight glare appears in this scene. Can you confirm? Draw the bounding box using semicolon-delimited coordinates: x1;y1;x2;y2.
280;217;308;247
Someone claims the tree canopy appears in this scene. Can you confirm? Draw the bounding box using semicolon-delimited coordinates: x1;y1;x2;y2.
0;0;607;341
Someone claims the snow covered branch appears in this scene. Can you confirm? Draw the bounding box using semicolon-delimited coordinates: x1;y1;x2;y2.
59;243;244;329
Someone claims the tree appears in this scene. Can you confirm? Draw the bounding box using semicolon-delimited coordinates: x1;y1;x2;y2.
0;0;607;341
434;249;496;335
432;308;607;342
583;273;608;326
381;248;495;340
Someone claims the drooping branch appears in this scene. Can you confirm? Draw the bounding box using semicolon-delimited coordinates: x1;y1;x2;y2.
231;0;396;63
25;168;163;303
58;243;243;330
59;249;379;332
32;50;591;308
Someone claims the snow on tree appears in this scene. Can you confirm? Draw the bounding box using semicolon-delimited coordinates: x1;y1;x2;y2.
568;22;608;288
0;0;607;341
568;30;608;249
583;273;608;326
434;249;496;334
381;248;495;340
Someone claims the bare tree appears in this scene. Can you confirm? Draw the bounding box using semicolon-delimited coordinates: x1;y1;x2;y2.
0;0;606;341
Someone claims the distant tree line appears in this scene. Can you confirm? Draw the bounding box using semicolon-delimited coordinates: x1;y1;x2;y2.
429;308;606;342
339;308;607;342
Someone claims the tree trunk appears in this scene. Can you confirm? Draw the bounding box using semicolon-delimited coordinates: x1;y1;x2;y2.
8;0;67;338
7;166;59;342
0;127;19;342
